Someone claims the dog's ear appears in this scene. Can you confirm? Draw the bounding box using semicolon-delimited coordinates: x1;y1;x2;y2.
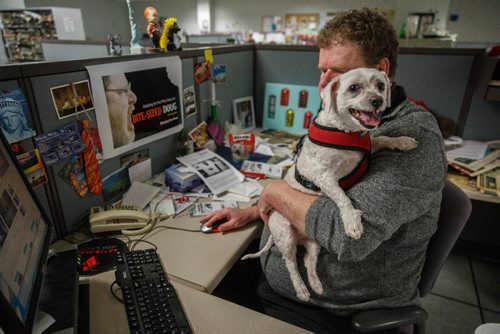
320;76;341;112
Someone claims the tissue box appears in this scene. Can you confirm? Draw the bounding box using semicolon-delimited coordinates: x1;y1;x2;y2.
165;164;203;193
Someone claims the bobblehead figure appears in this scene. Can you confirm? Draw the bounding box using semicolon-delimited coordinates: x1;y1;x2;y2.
144;6;161;48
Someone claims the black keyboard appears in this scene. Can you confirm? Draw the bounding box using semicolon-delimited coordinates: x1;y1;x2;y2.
115;249;192;334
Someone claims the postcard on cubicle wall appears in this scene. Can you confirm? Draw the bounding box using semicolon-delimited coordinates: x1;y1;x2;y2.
50;80;94;119
183;86;197;118
0;87;37;144
176;149;245;195
86;56;184;159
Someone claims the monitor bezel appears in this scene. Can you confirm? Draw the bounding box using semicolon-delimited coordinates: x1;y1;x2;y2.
0;132;54;334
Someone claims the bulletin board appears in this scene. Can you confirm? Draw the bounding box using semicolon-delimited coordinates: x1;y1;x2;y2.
285;13;320;45
262;83;320;135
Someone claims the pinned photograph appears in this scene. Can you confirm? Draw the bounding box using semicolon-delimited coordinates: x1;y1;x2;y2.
212;65;226;83
0;88;36;144
59;155;88;197
34;120;85;166
233;96;256;130
188;122;210;148
183;86;197;118
102;166;131;203
50;80;94;119
16;149;48;188
194;61;211;84
120;148;150;167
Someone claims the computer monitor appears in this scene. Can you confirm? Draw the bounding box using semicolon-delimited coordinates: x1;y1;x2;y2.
0;133;53;334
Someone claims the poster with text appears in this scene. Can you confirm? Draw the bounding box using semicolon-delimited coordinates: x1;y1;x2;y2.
86;57;184;159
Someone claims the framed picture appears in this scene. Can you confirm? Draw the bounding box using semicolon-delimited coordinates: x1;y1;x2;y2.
232;96;255;131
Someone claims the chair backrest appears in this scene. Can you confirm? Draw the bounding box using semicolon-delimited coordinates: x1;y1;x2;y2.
418;180;472;296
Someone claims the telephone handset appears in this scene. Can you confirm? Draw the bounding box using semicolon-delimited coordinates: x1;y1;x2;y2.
89;206;151;234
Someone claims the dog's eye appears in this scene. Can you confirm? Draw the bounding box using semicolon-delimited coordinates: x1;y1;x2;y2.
349;84;359;92
377;82;385;91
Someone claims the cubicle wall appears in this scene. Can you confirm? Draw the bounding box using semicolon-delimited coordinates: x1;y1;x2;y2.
1;44;498;237
1;46;253;236
254;45;495;140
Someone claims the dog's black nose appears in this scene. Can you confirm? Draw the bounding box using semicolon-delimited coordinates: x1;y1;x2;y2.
371;97;383;108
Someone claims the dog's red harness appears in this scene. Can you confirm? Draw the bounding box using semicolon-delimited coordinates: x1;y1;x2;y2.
295;119;372;190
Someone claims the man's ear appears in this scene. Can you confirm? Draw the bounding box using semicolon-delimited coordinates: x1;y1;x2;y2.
377;57;390;77
384;73;391;108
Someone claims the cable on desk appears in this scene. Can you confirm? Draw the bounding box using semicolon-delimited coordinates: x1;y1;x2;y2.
63;229;95;244
129;239;158;252
110;281;123;303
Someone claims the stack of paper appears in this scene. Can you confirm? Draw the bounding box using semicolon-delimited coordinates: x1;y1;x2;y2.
447;140;500;196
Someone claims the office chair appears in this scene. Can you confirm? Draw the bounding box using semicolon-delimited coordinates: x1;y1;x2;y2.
351;180;472;334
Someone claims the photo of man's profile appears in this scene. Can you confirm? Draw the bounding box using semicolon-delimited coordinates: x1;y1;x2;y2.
102;73;138;149
0;89;36;144
87;57;184;159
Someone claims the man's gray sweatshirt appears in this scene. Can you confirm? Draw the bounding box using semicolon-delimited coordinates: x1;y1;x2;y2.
260;98;447;315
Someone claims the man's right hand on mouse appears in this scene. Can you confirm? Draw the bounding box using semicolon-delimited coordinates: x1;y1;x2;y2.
199;207;260;233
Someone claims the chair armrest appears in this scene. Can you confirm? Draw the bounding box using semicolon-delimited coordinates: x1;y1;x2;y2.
351;306;428;333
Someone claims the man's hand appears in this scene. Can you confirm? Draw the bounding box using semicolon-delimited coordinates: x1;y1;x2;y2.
199;206;259;233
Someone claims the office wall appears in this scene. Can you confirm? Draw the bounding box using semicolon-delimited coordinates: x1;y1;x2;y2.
0;0;25;9
213;0;449;35
25;0;499;44
447;0;500;43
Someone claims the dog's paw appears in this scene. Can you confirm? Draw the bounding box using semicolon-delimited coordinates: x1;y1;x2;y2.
343;209;363;240
295;286;311;302
310;278;323;295
394;136;418;151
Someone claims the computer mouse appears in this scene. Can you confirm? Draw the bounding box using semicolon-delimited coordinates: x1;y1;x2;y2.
200;219;227;234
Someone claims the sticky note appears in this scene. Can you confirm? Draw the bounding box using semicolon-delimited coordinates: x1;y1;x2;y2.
204;49;213;64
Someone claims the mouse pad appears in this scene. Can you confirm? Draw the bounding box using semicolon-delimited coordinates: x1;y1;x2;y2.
77;237;126;276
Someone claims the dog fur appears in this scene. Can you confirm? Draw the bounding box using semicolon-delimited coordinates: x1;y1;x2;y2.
242;68;418;301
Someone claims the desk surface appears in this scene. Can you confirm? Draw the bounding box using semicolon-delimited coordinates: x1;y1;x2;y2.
88;271;312;334
136;199;261;293
447;173;500;204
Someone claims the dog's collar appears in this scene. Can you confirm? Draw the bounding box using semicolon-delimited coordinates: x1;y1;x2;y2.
308;119;371;152
294;119;371;191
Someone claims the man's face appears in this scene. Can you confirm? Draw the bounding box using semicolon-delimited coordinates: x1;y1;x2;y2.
318;40;369;92
105;74;137;148
0;109;22;133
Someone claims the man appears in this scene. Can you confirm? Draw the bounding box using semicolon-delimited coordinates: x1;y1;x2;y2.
103;73;137;148
201;8;446;333
0;97;36;144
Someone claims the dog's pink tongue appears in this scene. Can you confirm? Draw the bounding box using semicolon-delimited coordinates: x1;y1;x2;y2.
359;112;380;127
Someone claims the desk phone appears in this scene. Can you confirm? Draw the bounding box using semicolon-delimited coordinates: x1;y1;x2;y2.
89;206;150;234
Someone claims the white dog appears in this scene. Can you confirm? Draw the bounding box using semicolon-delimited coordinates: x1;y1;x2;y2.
242;68;418;301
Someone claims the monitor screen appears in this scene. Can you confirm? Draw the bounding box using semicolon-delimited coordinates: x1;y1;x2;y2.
0;133;53;334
